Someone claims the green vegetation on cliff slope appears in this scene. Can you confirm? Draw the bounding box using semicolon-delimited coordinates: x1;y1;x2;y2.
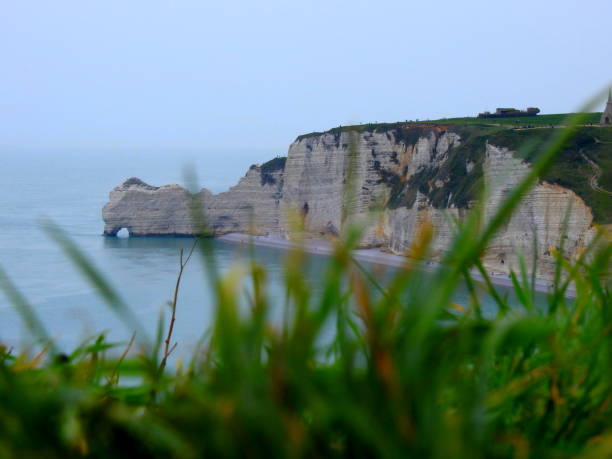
257;156;287;186
403;124;612;224
488;127;612;224
384;125;494;210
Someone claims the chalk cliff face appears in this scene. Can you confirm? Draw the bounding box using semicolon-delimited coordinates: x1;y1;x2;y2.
481;145;595;276
103;125;604;279
280;128;461;244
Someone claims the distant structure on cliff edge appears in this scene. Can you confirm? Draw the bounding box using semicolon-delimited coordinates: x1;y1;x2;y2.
601;89;612;125
478;107;540;118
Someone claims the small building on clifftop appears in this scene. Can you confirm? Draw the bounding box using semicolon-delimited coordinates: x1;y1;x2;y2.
601;89;612;125
478;107;540;118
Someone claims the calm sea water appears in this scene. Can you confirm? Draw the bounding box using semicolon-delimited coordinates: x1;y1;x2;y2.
0;150;529;355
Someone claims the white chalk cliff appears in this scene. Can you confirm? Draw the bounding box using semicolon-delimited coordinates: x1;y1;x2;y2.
103;125;603;279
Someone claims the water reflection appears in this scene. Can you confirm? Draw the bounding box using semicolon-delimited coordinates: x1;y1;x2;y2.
101;235;548;315
103;235;199;250
1;233;551;354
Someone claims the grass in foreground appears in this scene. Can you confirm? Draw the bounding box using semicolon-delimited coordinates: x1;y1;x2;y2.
0;112;611;458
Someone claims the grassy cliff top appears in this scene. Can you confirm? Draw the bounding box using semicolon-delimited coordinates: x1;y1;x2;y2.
296;113;603;141
424;112;602;126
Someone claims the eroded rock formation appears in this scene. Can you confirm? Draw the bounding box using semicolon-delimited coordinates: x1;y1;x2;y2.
103;163;284;237
103;124;607;279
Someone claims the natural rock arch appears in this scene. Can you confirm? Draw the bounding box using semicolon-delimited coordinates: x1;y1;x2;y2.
104;226;129;237
116;228;129;238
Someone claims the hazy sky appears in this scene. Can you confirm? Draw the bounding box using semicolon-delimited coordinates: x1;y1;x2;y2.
1;0;611;154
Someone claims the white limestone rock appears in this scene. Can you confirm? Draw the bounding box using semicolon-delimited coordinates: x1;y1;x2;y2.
102;127;599;280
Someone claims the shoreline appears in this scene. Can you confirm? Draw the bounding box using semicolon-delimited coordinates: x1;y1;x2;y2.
216;233;576;298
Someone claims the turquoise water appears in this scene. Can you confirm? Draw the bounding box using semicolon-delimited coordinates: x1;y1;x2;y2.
0;150;532;354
